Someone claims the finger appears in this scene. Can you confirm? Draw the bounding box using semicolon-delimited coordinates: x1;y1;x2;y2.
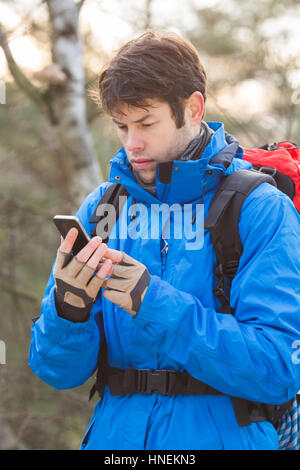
73;263;94;285
62;256;85;277
75;243;108;285
55;249;72;271
86;243;108;270
76;236;102;263
86;272;106;298
60;228;78;254
121;252;137;265
86;259;113;298
102;248;124;264
96;258;113;279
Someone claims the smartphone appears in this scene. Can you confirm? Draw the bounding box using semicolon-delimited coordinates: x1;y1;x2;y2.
53;215;91;256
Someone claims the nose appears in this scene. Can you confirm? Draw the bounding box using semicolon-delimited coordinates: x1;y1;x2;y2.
126;129;145;152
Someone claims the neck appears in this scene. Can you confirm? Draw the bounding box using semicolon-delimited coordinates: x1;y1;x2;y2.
178;121;213;161
131;121;214;193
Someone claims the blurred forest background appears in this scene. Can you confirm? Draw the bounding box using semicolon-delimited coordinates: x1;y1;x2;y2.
0;0;299;450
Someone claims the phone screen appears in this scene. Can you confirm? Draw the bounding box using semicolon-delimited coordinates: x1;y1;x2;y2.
53;215;90;256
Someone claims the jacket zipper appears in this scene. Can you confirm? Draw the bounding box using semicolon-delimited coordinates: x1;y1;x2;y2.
160;237;169;279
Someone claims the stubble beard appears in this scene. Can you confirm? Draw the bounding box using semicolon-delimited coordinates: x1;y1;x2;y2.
135;122;200;184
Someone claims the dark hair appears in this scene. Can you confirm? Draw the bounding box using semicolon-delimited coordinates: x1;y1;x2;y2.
97;31;207;128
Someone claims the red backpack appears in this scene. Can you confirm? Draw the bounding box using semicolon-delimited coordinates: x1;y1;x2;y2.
242;141;300;213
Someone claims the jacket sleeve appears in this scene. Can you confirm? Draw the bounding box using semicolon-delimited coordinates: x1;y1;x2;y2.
28;183;110;390
133;184;300;404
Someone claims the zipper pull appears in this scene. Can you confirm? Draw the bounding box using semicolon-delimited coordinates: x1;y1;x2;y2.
160;238;169;278
160;238;169;256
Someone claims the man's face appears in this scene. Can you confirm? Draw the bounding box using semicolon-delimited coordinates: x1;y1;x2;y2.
111;99;200;184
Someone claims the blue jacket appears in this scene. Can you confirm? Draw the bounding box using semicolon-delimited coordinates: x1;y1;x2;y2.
29;122;300;450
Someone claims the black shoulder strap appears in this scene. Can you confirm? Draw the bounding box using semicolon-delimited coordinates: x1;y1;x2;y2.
204;169;276;313
253;166;296;201
89;182;128;401
89;183;129;242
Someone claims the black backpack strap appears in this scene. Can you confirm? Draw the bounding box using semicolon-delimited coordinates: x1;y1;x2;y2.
253;166;296;201
88;182;129;401
105;368;225;397
89;183;129;242
89;310;109;401
204;169;276;313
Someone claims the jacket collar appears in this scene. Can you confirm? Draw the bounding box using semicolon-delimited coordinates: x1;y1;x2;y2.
108;122;251;204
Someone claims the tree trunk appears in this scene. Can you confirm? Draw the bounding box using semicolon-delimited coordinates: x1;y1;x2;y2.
45;0;104;207
1;0;105;208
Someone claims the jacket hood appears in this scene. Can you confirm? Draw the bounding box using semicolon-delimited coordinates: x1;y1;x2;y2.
108;121;252;204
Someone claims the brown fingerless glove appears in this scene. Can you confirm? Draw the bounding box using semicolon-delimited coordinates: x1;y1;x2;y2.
54;250;106;322
103;252;150;317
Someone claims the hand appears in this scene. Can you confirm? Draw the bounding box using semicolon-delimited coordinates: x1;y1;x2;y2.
103;252;150;317
54;228;114;322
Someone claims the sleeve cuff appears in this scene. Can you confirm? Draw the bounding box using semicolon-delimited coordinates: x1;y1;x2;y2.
54;289;91;323
134;275;165;324
39;285;96;337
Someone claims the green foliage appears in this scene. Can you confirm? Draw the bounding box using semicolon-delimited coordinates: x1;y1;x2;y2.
0;84;97;450
187;0;300;145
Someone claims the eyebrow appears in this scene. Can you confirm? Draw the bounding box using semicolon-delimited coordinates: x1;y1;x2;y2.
112;114;156;125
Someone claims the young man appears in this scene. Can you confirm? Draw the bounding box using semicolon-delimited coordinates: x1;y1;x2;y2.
29;31;300;450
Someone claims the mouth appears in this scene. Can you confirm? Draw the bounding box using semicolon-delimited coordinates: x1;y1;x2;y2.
131;158;155;170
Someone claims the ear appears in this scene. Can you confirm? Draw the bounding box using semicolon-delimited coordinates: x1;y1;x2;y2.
185;91;205;126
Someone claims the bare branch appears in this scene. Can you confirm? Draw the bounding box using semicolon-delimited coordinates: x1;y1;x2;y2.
0;22;52;115
144;0;153;29
33;64;68;85
77;0;87;11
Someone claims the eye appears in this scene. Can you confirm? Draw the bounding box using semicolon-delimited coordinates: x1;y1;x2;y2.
117;125;127;131
142;122;156;127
